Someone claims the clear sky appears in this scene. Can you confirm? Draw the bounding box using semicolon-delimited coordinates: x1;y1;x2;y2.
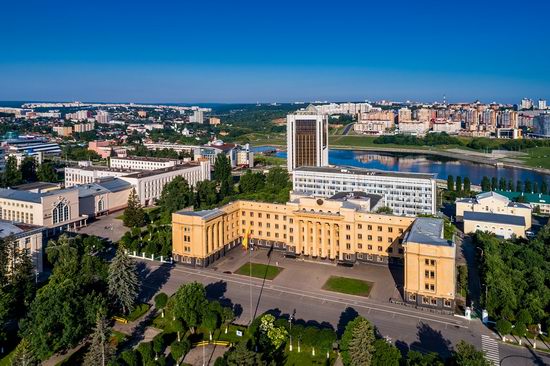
1;0;549;104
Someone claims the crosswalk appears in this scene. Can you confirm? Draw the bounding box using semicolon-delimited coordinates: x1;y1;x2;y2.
481;335;500;365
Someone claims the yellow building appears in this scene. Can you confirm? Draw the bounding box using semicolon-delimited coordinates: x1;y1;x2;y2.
173;193;456;309
403;218;456;309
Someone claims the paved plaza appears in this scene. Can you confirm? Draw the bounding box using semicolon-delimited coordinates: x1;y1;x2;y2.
78;211;127;242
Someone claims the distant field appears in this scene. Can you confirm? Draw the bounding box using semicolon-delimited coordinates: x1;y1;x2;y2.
519;147;550;169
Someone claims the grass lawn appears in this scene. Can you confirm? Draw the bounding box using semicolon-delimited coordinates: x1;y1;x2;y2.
0;349;16;366
322;276;373;297
188;324;248;344
520;147;550;169
235;262;283;280
255;155;286;166
285;345;337;366
121;303;150;322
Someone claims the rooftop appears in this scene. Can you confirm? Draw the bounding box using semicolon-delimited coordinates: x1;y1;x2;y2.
124;163;200;178
12;181;61;192
463;211;526;226
175;208;223;220
405;218;451;246
0;187;78;203
295;165;436;180
0;220;45;238
111;156;178;163
492;190;550;205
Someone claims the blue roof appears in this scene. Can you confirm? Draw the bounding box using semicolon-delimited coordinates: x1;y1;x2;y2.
463;211;525;226
0;188;42;203
97;178;132;193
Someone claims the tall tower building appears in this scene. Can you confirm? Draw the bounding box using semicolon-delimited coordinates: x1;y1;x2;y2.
286;105;329;171
538;99;547;110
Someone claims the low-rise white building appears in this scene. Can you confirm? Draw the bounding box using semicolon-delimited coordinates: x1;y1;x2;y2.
109;156;179;171
398;120;430;135
292;166;437;216
432;120;461;134
0;220;46;274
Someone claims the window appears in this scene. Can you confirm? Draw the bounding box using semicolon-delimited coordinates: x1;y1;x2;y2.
425;283;430;290
358;234;362;239
408;294;416;301
258;213;262;218
430;284;435;291
377;236;382;242
377;246;382;251
387;237;393;243
367;235;372;241
358;224;362;229
430;298;437;305
275;215;279;220
388;227;393;233
98;198;105;212
346;235;351;240
425;259;429;265
52;201;70;224
346;225;351;230
368;245;372;250
266;214;270;219
377;226;382;232
346;243;351;250
444;299;452;308
367;225;372;230
430;260;436;266
422;297;430;305
398;228;404;234
358;243;362;249
425;270;430;278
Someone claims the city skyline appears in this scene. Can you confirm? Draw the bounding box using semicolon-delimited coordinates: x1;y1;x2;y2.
1;0;549;103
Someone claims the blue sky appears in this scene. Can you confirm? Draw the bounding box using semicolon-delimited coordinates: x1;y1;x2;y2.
1;0;549;103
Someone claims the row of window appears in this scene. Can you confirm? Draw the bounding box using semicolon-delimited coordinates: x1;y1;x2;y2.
408;294;452;308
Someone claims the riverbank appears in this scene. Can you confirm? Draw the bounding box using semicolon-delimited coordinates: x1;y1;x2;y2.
255;142;550;177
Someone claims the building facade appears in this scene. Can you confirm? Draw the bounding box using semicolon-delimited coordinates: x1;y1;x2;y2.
109;156;179;171
0;220;46;274
292;166;437;216
172;196;454;310
286;106;329;171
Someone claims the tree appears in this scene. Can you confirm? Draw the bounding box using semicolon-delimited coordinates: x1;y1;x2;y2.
10;338;38;366
226;342;264;366
258;314;288;349
2;155;22;187
507;179;513;192
447;175;454;191
20;157;37;183
406;351;443;366
214;153;234;198
173;282;208;334
463;177;471;193
516;309;532;325
265;167;290;193
340;316;375;366
496;319;512;341
202;311;219;340
137;342;154;364
455;176;462;192
194;181;218;209
157;176;193;222
239;171;265;194
154;292;168;318
123;188;146;228
452;340;491;366
83;312;114;366
498;177;506;191
524;180;532;193
491;177;498;191
372;339;401;366
481;176;491;192
170;339;190;365
152;334;165;360
120;350;139;366
108;249;140;315
173;319;186;342
541;181;548;195
375;206;393;214
36;162;58;182
515;180;521;192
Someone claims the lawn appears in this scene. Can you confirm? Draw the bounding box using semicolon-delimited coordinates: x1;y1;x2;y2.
0;349;16;366
322;276;373;297
520;146;550;169
235;262;283;280
285;345;337;366
121;303;150;322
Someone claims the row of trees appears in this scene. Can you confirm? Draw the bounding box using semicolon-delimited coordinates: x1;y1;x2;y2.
446;175;472;193
481;176;548;195
1;234;141;361
0;155;59;187
473;224;550;336
374;132;462;147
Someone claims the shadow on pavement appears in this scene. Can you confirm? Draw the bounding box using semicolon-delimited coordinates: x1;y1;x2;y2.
336;307;359;337
205;280;243;318
409;322;453;359
138;262;173;302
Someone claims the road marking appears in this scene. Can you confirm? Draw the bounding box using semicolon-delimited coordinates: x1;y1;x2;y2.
143;263;468;329
481;335;500;365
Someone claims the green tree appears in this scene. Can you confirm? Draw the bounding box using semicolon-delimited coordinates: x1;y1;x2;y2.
173;319;186;342
36;162;58;182
375;206;393;214
541;181;548;195
123;188;146;228
481;176;491;192
120;350;139;366
214;153;234;198
239;171;266;194
202;311;219;340
83;312;114;366
463;177;471;193
137;342;154;364
173;282;208;334
154;292;168;318
226;342;264;366
406;351;443;366
258;314;288;349
2;155;22;187
507;179;513;191
455;176;462;192
452;340;491;366
516;309;532;326
194;180;218;209
170;339;190;365
157;176;193;222
498;177;506;191
340;316;375;366
20;157;37;183
372;339;401;366
10;338;38;366
516;180;522;192
152;334;165;360
108;249;140;315
491;177;497;191
524;180;532;193
447;175;454;191
496;319;512;341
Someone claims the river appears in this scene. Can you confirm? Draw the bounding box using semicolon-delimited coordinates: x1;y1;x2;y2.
262;148;550;185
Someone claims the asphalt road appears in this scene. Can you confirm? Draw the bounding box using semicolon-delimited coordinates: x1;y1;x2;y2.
136;261;550;365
